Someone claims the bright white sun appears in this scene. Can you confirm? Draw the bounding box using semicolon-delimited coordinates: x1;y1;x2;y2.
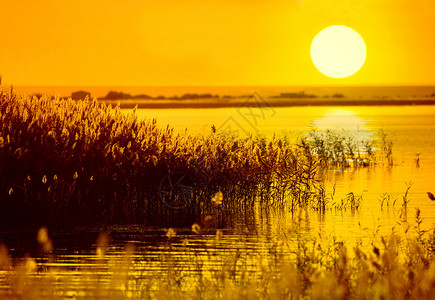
311;25;366;78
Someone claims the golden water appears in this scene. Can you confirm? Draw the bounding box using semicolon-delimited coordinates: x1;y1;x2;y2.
1;105;434;296
133;105;435;230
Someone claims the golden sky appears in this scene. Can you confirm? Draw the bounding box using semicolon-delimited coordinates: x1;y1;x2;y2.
1;0;435;86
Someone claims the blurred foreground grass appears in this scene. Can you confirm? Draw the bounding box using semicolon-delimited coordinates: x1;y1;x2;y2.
1;212;435;300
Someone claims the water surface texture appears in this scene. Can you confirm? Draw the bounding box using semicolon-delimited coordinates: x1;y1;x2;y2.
1;105;434;296
134;105;435;229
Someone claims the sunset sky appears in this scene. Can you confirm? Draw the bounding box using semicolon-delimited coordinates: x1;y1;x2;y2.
1;0;435;87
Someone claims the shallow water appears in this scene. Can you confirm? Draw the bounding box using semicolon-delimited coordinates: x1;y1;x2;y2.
134;105;435;222
1;105;434;296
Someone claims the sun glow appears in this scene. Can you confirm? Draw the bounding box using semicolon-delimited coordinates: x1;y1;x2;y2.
314;109;369;132
311;26;366;78
313;109;372;142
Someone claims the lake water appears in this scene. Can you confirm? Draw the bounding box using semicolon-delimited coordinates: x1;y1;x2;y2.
1;105;435;296
133;105;435;232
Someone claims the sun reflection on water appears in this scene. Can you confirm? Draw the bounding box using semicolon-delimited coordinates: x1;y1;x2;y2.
312;109;372;140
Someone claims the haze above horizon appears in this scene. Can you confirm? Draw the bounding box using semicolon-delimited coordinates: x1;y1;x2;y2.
2;1;435;87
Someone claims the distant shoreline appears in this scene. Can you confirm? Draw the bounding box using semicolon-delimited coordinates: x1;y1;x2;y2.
14;85;435;100
100;97;435;109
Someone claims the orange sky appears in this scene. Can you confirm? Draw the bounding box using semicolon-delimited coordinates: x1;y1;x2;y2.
1;0;435;86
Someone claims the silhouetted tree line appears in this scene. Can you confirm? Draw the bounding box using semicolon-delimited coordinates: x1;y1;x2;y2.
102;91;222;100
271;91;347;99
272;91;318;99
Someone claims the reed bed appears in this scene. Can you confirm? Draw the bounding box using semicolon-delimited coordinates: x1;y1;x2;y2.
306;126;394;168
0;88;392;226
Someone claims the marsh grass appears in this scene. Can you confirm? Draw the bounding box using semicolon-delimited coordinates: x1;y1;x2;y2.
0;89;395;226
306;126;394;168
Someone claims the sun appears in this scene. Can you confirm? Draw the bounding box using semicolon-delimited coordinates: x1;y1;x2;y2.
310;25;366;78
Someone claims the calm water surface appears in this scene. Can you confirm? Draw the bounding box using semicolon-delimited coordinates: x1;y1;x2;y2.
1;105;434;295
133;105;435;229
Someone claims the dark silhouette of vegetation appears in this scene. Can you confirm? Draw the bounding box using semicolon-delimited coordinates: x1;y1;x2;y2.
71;91;91;100
307;127;394;167
103;91;221;101
272;91;318;98
0;88;396;228
104;91;133;100
332;93;345;98
0;90;331;227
